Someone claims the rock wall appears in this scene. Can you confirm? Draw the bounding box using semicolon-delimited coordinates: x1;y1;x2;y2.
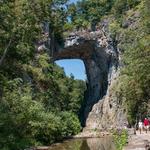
84;20;128;130
85;76;128;130
84;19;129;130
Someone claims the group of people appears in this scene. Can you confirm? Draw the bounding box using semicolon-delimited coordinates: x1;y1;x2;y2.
138;118;150;134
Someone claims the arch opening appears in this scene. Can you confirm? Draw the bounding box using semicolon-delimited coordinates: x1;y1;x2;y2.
55;59;87;81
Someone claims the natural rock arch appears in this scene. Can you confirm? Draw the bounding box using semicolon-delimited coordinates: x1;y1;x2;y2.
38;23;119;127
54;31;118;126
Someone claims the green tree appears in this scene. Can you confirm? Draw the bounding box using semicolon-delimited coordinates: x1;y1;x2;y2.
0;0;85;149
116;0;150;124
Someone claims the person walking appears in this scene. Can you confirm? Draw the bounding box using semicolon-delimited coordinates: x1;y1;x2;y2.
138;120;143;134
144;118;149;133
148;118;150;131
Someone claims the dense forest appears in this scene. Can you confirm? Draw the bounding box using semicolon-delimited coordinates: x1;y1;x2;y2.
0;1;86;149
0;0;150;149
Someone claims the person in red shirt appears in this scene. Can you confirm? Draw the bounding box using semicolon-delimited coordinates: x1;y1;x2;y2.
144;118;149;133
148;118;150;131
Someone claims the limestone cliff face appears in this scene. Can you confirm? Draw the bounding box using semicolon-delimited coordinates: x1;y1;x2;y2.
84;12;141;130
84;20;128;130
85;76;127;130
40;20;127;129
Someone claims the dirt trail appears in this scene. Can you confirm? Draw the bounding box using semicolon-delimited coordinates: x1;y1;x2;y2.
123;130;150;150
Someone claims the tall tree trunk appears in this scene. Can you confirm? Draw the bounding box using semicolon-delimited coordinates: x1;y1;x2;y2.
0;39;12;66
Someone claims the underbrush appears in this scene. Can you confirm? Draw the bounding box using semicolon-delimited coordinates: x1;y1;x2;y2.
112;129;128;150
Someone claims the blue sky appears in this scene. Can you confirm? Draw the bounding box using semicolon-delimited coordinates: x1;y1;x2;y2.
70;0;77;2
69;0;79;3
55;59;87;80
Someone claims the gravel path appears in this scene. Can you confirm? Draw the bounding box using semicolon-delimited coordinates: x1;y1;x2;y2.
123;130;150;150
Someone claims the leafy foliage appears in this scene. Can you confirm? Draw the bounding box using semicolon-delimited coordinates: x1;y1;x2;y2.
110;0;150;124
113;129;128;150
66;0;115;30
0;0;86;149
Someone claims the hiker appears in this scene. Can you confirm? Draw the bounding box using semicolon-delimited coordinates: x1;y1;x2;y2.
124;122;127;130
144;118;149;133
138;120;143;134
149;118;150;131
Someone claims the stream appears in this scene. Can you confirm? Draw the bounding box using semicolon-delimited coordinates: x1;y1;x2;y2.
48;136;116;150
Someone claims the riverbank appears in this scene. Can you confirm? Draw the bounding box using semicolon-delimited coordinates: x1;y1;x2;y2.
35;136;115;150
123;129;150;150
29;129;128;150
30;130;111;150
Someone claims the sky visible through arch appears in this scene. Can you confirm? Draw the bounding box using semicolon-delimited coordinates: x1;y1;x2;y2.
70;0;79;3
55;59;87;80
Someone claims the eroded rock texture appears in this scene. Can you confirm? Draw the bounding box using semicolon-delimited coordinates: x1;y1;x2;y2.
40;21;127;129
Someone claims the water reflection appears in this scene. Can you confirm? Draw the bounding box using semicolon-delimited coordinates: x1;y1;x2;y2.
86;137;116;150
49;137;116;150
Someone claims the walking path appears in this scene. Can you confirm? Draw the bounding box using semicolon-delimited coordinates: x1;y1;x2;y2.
123;130;150;150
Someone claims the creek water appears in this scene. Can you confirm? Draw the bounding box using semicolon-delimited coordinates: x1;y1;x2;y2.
48;136;116;150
